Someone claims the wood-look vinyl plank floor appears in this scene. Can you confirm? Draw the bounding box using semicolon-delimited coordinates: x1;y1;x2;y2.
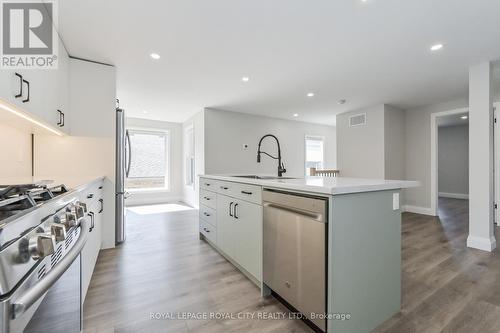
84;198;500;333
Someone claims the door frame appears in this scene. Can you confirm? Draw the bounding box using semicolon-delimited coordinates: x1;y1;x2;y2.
430;107;469;216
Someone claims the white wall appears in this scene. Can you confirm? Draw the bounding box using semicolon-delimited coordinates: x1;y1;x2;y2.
182;111;204;208
336;105;385;178
404;98;469;210
438;125;469;197
384;105;406;180
125;117;183;206
203;108;336;178
35;59;116;249
0;123;32;179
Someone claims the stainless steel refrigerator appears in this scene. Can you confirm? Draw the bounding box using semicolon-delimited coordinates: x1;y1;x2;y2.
115;107;130;245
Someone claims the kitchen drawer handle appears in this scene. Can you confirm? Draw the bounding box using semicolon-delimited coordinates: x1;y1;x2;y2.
203;227;210;233
241;191;253;195
98;186;103;189
234;203;239;219
15;73;23;98
60;112;65;127
204;183;211;186
203;196;210;201
98;199;103;213
203;212;210;217
88;212;95;232
220;186;229;190
22;79;30;103
87;194;94;199
57;110;62;126
229;202;234;217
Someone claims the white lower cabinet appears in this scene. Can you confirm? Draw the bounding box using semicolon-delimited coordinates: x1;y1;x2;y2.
216;192;262;281
81;182;104;304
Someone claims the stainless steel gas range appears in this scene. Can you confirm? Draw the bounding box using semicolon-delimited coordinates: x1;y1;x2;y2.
0;182;90;333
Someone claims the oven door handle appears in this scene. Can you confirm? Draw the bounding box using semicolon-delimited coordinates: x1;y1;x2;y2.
11;218;90;319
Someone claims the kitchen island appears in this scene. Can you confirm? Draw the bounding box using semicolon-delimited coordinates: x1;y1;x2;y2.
198;175;418;333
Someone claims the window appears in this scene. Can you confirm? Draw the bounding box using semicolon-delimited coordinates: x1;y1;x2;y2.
125;129;169;190
305;136;324;176
184;125;195;187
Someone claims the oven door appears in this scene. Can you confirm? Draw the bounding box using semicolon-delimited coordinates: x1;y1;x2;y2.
5;219;90;333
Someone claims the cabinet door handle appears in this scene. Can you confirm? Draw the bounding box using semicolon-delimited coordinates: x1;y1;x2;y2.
220;186;229;190
229;202;234;217
204;228;210;233
15;73;23;98
203;212;210;217
60;112;65;127
98;199;103;213
88;212;95;232
204;183;211;187
241;191;252;195
87;194;94;199
22;79;30;103
234;203;239;219
204;196;210;201
57;110;62;125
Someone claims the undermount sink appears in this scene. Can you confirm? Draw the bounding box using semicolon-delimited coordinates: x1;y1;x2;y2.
231;175;297;180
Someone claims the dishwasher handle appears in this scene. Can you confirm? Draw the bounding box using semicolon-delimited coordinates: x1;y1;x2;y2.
263;202;326;223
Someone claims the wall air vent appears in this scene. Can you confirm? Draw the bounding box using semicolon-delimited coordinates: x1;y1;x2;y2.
349;113;366;127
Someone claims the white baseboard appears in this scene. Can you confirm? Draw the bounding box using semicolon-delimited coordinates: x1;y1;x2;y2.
402;205;435;216
467;235;497;252
438;192;469;200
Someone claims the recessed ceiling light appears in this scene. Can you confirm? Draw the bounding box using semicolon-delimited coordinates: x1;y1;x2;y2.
307;92;315;97
242;77;250;82
150;53;161;60
293;113;299;117
430;44;443;51
338;99;347;105
461;115;468;120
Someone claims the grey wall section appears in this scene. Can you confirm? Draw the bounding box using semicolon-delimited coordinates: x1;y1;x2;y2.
438;125;469;196
336;104;405;180
404;98;469;209
336;105;385;178
203;108;336;177
384;105;406;180
125;117;183;205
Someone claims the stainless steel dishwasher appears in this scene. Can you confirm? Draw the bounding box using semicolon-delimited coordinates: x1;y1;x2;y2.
263;189;328;332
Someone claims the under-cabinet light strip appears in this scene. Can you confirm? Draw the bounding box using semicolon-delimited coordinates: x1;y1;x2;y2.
0;99;64;136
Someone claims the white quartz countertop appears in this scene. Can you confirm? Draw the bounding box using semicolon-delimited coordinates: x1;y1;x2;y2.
201;174;419;195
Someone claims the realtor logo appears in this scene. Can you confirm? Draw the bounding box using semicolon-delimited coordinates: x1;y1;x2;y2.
1;0;58;69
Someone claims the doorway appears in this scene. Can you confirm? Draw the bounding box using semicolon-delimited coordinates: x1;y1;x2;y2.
430;108;469;216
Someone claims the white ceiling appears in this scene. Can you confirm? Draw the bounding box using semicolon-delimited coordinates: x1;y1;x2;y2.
58;0;500;125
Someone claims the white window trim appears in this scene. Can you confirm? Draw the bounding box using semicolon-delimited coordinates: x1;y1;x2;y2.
126;127;171;193
184;123;195;189
304;135;326;176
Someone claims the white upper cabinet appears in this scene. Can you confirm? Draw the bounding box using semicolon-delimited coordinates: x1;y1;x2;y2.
0;36;71;135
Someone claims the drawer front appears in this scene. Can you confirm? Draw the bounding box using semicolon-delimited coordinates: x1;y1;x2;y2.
199;205;216;227
200;178;218;192
200;219;217;243
229;182;262;205
200;189;217;209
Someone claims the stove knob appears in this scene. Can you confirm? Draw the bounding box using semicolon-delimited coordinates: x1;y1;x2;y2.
76;201;87;214
50;223;67;242
66;204;84;220
29;233;56;259
54;212;77;231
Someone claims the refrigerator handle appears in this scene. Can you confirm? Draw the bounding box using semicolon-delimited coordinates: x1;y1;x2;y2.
125;130;131;178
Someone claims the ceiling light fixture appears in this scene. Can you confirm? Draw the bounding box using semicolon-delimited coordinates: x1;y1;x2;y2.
293;113;299;117
430;44;443;51
0;100;64;136
307;92;315;97
242;77;250;82
461;115;468;120
150;53;161;60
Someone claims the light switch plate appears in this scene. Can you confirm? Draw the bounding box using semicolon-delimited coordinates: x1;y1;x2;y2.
393;193;400;210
